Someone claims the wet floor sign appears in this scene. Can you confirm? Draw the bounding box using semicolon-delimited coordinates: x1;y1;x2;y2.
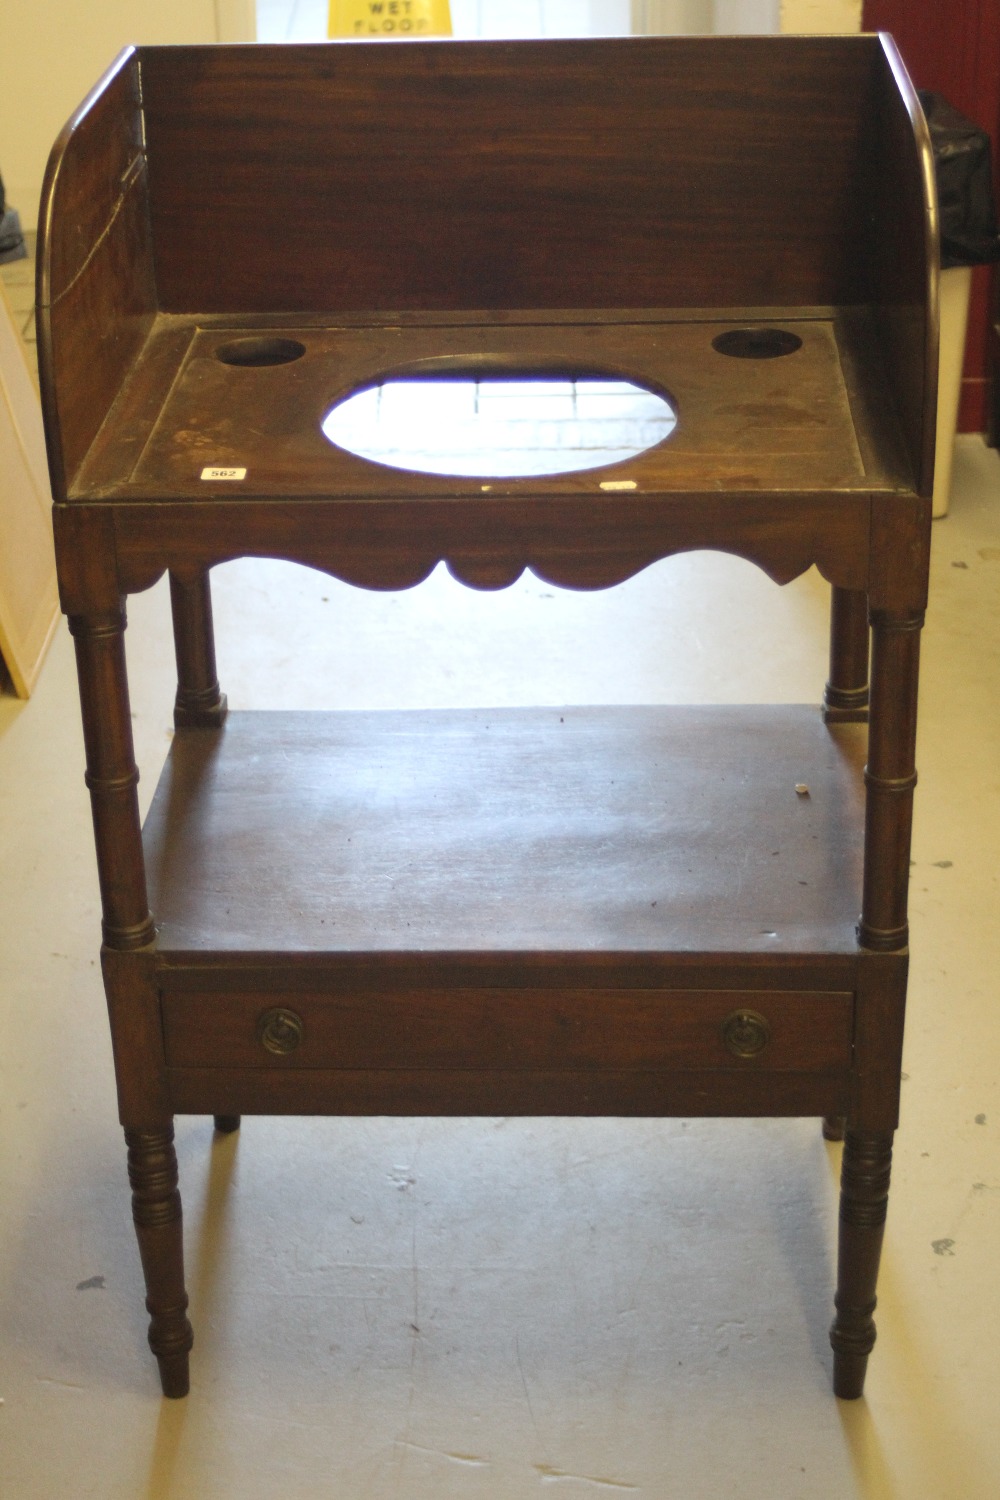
329;0;452;37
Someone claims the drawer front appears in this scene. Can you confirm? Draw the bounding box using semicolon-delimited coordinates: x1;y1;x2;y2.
162;987;853;1074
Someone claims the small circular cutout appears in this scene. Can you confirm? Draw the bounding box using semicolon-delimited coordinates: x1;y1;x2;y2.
215;337;306;368
711;328;802;360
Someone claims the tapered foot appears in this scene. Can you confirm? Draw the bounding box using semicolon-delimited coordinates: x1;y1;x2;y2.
829;1129;893;1399
832;1349;870;1401
125;1126;193;1398
157;1349;192;1399
823;1115;846;1142
213;1114;241;1134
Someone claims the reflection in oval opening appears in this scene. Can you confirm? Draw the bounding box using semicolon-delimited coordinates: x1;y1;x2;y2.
322;377;677;478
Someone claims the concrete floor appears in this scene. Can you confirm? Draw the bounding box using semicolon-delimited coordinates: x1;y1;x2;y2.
1;423;998;1495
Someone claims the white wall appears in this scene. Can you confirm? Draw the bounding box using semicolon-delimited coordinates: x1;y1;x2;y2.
0;0;255;230
448;3;633;39
633;2;781;34
715;1;780;32
633;1;862;32
633;1;714;30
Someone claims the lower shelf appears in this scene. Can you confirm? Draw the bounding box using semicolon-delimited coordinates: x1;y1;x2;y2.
142;704;865;1120
143;703;867;959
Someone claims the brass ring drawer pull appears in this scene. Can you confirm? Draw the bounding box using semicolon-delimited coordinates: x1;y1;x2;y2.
257;1007;305;1056
721;1008;771;1058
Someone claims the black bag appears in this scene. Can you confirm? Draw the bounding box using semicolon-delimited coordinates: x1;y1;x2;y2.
919;92;1000;269
0;170;28;263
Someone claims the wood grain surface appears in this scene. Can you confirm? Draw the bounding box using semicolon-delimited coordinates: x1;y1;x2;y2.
139;38;880;314
162;985;853;1072
164;1065;852;1120
142;706;866;957
36;51;156;495
116;317;868;496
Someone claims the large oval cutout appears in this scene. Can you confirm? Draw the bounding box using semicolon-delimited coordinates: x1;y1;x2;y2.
322;376;677;478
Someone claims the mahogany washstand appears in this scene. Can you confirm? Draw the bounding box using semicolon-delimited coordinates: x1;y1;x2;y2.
37;35;937;1399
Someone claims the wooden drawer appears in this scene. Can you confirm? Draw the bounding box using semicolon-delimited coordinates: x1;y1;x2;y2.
161;986;853;1074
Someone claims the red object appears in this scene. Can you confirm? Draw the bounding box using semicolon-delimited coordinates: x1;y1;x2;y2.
864;1;1000;430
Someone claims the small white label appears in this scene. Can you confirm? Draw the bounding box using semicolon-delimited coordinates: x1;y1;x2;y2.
201;466;247;481
599;480;637;491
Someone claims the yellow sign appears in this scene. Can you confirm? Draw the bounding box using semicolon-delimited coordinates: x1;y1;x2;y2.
329;0;452;38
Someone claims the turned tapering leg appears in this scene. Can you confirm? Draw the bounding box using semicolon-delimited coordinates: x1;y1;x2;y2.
824;586;869;723
126;1127;193;1398
69;608;156;951
828;606;923;1396
71;606;192;1395
170;573;233;1142
821;586;868;1146
169;570;228;729
859;609;923;954
830;1130;893;1398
